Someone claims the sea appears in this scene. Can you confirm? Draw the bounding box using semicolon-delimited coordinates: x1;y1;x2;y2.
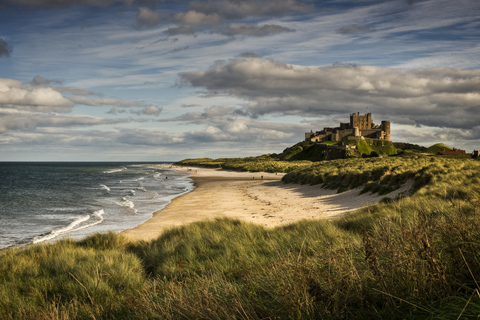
0;162;194;249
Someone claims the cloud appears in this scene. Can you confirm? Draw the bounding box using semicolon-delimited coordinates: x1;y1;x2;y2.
2;0;133;8
159;104;303;144
337;25;376;34
69;96;153;108
136;6;168;28
188;0;314;19
165;45;190;54
31;76;97;96
31;75;63;86
183;117;300;143
0;108;127;133
0;78;74;113
0;38;12;58
166;26;196;35
219;23;295;37
162;105;242;123
179;57;480;130
134;0;308;40
0;77;161;115
114;128;184;146
130;105;162;116
175;10;223;26
239;52;262;58
53;86;97;96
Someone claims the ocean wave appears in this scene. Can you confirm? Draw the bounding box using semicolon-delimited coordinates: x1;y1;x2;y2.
32;209;105;244
117;197;138;214
100;184;111;192
103;167;127;174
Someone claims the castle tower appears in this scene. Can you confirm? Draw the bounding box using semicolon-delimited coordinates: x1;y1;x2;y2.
350;112;373;129
381;121;391;141
366;113;372;129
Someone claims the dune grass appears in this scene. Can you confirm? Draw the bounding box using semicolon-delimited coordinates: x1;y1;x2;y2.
2;154;480;319
177;156;312;173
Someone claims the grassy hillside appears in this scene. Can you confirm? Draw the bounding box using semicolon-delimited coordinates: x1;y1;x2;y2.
2;154;480;319
342;139;397;156
279;139;397;161
393;142;427;153
426;143;452;154
276;141;349;161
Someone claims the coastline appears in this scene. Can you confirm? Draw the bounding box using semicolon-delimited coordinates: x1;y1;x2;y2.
122;166;412;241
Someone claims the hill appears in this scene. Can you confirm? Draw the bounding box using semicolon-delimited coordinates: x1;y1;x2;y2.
426;143;453;154
277;139;397;161
393;142;427;153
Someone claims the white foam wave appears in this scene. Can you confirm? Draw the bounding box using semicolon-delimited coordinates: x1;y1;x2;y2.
100;184;111;192
103;167;127;174
118;197;138;214
32;209;105;244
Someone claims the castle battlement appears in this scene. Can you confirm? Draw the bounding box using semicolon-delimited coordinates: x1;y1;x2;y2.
306;112;391;142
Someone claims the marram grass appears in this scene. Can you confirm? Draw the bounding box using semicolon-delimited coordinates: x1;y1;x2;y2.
2;154;480;319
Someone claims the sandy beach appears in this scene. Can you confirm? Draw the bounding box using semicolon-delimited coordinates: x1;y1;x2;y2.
123;166;412;241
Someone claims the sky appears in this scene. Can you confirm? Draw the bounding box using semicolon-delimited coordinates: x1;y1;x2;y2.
0;0;479;161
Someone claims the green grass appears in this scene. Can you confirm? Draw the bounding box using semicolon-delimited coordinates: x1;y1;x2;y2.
2;154;480;319
177;155;312;173
342;139;397;156
319;141;340;146
426;143;452;154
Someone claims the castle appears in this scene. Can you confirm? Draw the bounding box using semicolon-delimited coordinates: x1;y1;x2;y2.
305;112;391;142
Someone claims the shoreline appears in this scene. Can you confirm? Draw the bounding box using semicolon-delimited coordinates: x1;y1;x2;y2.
122;166;412;241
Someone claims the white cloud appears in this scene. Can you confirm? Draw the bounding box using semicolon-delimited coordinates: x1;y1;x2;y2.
0;108;128;133
175;10;223;26
0;77;162;116
0;78;74;112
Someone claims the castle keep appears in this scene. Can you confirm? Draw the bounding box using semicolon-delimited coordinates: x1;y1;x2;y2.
305;112;391;142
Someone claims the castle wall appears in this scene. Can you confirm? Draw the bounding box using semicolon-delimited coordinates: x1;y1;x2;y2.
306;112;391;142
337;129;354;140
360;129;384;140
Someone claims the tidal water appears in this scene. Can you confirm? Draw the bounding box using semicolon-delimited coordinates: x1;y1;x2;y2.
0;162;193;249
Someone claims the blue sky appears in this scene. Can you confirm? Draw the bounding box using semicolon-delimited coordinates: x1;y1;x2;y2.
0;0;479;161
